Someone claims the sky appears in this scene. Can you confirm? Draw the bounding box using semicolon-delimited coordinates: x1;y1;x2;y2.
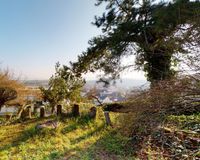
0;0;145;80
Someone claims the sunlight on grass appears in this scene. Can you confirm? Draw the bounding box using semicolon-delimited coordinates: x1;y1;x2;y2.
0;108;135;160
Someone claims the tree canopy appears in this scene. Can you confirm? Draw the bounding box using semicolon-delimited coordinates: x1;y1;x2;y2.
40;63;85;112
71;0;200;84
0;69;24;109
0;87;17;109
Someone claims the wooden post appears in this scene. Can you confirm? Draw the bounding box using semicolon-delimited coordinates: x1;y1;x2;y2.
89;107;97;119
72;104;80;117
33;106;37;115
51;105;56;114
33;103;38;115
104;111;112;126
40;106;45;118
57;105;62;116
27;106;32;119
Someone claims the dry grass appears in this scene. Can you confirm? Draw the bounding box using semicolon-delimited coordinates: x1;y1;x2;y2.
107;77;200;159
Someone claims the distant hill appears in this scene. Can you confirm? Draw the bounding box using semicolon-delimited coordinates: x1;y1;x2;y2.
23;80;49;88
85;79;149;91
23;79;149;90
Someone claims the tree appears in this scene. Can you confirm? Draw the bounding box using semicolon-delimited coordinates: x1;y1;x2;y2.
85;86;103;105
0;87;17;109
40;63;85;113
40;77;67;113
71;0;200;84
0;69;24;110
53;63;85;102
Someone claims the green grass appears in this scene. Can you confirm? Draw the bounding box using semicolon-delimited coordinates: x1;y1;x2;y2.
0;109;134;160
167;112;200;131
1;103;198;160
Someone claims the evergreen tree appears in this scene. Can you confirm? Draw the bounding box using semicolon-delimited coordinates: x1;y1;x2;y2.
71;0;200;84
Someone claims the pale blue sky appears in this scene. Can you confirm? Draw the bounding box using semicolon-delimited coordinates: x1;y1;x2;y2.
0;0;145;80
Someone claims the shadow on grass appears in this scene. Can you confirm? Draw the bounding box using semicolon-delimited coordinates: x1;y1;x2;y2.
0;117;56;152
1;114;134;160
0;125;39;152
46;151;64;160
61;114;96;134
9;116;55;125
70;123;106;145
0;114;94;153
55;130;133;160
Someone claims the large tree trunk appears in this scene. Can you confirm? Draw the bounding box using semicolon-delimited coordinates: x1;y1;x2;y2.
144;47;173;84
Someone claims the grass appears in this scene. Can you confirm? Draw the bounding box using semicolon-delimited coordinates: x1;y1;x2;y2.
1;103;199;160
166;112;200;131
0;108;134;160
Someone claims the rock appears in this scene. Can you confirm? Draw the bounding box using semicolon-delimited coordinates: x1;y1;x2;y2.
88;107;97;119
175;149;182;153
36;120;59;130
182;154;189;159
177;145;184;150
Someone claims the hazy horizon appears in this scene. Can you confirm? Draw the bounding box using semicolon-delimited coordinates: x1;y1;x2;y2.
0;0;146;80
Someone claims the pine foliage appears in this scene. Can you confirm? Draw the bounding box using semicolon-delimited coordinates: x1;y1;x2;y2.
71;0;200;83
